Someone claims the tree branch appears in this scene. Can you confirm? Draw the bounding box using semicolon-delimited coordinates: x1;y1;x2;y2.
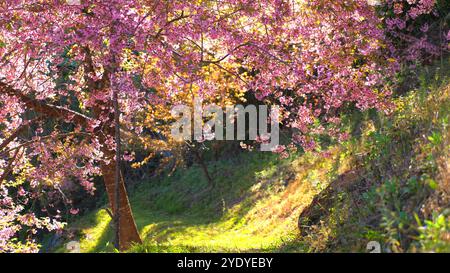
0;81;92;127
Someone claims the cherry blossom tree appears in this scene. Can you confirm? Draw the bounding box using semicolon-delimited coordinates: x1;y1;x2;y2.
0;0;400;251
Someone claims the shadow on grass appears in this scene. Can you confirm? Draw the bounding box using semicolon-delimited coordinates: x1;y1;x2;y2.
75;151;292;252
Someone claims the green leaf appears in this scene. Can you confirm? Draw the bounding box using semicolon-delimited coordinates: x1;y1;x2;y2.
414;213;423;227
427;179;438;190
437;215;446;227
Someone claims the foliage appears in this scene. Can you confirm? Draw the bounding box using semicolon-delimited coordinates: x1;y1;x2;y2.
416;213;450;252
295;58;449;253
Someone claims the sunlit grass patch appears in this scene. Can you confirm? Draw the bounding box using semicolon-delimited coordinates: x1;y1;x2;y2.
66;145;347;253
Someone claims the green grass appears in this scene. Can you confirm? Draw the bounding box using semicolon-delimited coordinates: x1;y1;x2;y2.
62;146;352;253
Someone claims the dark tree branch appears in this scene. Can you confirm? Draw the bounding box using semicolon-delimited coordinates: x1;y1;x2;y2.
0;81;92;126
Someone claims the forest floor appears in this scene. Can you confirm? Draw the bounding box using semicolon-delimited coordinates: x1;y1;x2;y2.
52;58;450;253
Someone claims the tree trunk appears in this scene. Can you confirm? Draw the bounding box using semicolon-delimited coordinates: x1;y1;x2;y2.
193;148;214;189
112;78;121;250
99;153;142;250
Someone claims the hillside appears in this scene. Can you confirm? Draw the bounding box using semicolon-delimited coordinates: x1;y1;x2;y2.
52;58;449;253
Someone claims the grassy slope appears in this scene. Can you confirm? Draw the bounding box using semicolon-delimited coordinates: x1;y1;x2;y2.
61;58;449;253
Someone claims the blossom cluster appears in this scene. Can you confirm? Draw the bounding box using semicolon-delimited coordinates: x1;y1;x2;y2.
381;0;448;63
0;186;64;252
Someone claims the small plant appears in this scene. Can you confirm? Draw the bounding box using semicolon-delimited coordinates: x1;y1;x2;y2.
428;131;443;147
415;213;450;252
